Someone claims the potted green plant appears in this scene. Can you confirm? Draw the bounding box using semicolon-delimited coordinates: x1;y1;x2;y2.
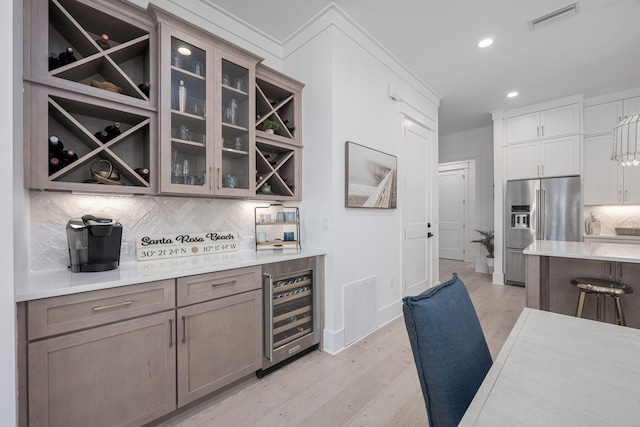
471;229;494;268
262;119;280;134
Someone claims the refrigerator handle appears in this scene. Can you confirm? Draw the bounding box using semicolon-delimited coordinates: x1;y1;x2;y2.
541;189;546;240
535;189;541;240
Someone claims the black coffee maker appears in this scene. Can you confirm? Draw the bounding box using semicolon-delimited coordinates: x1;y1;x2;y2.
67;215;122;272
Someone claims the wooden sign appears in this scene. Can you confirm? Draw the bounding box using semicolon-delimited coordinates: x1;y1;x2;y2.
136;231;238;261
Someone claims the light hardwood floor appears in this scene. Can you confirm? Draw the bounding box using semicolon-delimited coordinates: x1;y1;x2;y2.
152;259;525;427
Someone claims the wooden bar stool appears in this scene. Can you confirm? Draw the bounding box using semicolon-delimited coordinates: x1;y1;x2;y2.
570;277;633;326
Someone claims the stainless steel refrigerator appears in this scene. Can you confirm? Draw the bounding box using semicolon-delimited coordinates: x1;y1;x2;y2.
505;176;581;286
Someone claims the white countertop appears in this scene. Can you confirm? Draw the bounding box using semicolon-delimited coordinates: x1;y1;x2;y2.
523;240;640;263
16;248;326;302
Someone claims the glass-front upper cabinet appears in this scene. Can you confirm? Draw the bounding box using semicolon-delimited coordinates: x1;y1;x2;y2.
159;25;214;195
215;51;256;197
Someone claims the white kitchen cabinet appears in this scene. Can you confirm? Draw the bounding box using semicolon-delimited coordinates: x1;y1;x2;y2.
506;135;580;180
584;134;640;205
584;96;640;136
506;103;580;144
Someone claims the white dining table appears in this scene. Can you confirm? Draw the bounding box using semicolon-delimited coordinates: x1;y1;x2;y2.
459;307;640;426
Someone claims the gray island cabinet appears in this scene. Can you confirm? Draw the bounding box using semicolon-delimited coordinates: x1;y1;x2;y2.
524;240;640;327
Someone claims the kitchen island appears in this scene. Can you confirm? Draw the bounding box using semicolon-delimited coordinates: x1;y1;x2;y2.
524;240;640;327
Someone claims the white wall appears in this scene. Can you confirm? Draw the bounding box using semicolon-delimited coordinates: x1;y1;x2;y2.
284;7;439;353
439;126;494;272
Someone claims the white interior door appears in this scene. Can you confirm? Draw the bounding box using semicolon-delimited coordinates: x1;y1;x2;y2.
403;120;433;296
438;168;466;260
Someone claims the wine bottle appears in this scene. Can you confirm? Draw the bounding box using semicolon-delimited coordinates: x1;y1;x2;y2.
96;33;110;50
48;53;60;71
287;125;296;133
58;47;77;66
282;119;290;125
138;81;151;97
60;149;78;166
49;157;62;175
48;136;63;153
105;122;121;139
94;130;109;142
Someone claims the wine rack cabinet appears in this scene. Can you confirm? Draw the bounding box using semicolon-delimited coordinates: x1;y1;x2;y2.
24;0;157;193
254;66;304;200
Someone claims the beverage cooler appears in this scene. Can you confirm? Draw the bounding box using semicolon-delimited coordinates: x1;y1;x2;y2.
258;257;321;377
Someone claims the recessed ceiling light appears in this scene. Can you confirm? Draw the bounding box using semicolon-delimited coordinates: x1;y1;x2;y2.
177;47;191;56
478;38;494;48
507;91;519;98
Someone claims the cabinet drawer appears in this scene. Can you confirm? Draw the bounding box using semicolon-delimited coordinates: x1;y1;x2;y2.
28;279;175;340
177;266;261;306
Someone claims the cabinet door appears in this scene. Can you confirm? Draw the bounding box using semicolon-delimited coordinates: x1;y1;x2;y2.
505;142;541;180
159;25;215;195
623;96;640;119
506;112;540;143
540;104;581;139
623;165;640;204
28;311;176;427
616;262;640;328
177;289;262;407
583;135;621;205
215;50;256;197
584;101;622;136
540;135;580;178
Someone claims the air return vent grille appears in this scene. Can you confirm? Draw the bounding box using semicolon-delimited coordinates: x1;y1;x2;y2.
529;2;579;30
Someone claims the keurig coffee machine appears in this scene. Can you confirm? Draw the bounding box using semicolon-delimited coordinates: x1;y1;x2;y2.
67;215;122;272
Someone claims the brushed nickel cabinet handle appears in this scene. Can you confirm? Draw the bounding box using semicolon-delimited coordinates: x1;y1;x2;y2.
182;316;186;344
537;126;540;137
541;165;544;176
169;318;173;348
537;165;540;176
217;167;221;189
209;166;213;189
212;279;237;287
541;125;544;136
92;300;132;311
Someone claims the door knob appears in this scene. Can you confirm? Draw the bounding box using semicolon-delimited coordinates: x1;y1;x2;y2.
427;232;434;238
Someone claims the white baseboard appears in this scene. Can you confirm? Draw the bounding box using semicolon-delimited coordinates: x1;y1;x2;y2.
378;301;402;326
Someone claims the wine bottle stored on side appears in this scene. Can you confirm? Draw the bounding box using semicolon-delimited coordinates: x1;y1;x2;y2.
48;53;60;71
138;81;151;97
94;130;109;142
96;34;110;50
58;47;77;66
48;136;64;153
60;150;78;166
49;157;62;175
104;122;121;139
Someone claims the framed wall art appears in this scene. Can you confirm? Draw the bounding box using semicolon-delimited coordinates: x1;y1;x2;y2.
345;141;397;209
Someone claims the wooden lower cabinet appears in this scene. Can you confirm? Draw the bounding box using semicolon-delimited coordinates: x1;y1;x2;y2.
28;311;176;427
177;289;262;407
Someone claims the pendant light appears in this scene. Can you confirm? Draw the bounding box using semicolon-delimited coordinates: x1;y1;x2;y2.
612;114;640;166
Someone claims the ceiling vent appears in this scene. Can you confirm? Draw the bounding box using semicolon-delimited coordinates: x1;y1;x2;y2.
529;2;579;30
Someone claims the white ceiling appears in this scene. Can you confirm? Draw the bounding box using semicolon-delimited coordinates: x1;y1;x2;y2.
204;0;640;135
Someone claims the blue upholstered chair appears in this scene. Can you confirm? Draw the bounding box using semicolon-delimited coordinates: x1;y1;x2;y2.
402;273;492;427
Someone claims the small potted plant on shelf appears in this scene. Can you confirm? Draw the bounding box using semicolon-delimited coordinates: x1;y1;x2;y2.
471;229;494;271
262;119;280;134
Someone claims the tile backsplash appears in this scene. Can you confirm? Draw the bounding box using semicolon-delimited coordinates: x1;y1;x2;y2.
30;191;261;271
584;205;640;235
